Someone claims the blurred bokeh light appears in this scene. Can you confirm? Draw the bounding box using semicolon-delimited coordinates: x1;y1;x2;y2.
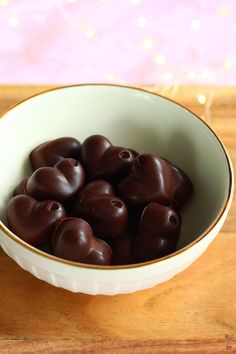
0;0;235;85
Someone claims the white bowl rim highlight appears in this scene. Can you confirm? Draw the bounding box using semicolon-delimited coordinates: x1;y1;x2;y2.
0;83;233;270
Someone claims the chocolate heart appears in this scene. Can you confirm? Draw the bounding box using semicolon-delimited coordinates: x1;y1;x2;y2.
134;202;181;262
52;218;112;265
26;158;85;204
6;195;66;246
30;137;81;170
81;135;135;181
118;154;174;210
13;178;28;196
167;161;193;208
75;180;127;238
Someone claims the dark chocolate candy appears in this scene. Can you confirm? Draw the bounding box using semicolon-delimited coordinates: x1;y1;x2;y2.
134;202;181;262
75;180;127;238
13;178;28;196
81;135;135;181
52;217;112;265
6;195;66;246
118;154;174;210
168;161;193;208
30;137;81;170
26;158;85;204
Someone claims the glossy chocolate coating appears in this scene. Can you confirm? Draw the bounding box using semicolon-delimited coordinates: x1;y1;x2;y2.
52;218;112;265
6;195;66;246
81;135;135;181
13;178;28;196
26;158;85;204
118;154;174;210
75;180;127;238
134;202;181;262
168;162;193;208
30;137;81;170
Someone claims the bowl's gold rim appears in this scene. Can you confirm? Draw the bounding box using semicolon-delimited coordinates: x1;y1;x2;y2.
0;83;234;270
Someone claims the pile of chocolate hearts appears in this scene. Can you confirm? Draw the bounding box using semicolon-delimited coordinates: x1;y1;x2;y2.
6;135;193;266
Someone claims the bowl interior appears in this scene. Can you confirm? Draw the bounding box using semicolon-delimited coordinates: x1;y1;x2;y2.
0;85;230;250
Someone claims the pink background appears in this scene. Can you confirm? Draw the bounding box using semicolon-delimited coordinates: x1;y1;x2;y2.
0;0;236;85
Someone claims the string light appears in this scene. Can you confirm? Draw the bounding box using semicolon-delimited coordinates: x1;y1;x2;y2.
85;29;95;39
130;0;141;5
142;37;154;49
203;90;215;123
201;69;210;78
187;71;196;80
8;16;19;27
191;19;201;30
224;60;233;70
163;72;173;81
106;74;116;82
0;0;235;92
137;17;148;28
154;54;165;65
217;5;230;16
0;0;10;6
197;94;207;105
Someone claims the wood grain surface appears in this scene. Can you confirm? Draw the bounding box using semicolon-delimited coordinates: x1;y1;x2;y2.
0;85;235;354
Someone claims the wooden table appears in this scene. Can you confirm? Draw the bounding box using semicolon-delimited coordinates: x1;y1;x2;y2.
0;85;235;353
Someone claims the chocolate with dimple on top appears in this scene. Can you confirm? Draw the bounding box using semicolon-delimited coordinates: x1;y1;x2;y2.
134;202;181;263
118;154;174;210
6;195;66;246
81;135;136;182
26;158;85;204
75;180;127;238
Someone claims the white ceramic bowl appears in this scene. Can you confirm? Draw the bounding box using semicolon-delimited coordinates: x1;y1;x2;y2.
0;85;233;295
